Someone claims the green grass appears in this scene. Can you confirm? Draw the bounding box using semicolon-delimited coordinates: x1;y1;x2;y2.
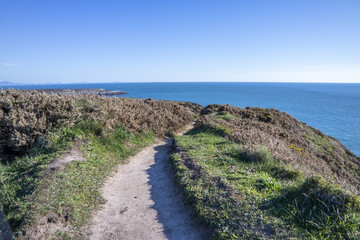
305;128;335;156
172;124;360;239
0;128;74;232
268;177;360;240
213;113;236;121
0;120;155;238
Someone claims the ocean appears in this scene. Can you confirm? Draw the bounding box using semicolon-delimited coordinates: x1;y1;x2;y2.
3;82;360;156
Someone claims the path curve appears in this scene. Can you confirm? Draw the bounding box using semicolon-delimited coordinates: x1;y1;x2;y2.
87;127;211;240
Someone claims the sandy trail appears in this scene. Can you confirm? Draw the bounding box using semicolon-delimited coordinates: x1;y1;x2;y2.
87;126;210;240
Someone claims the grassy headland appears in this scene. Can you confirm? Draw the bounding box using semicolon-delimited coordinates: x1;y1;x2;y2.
1;90;359;239
172;105;360;239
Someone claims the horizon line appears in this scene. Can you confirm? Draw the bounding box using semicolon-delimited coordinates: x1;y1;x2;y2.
1;81;360;85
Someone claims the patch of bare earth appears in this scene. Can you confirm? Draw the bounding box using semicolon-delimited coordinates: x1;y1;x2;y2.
46;140;87;174
22;141;86;240
23;209;71;240
85;126;211;240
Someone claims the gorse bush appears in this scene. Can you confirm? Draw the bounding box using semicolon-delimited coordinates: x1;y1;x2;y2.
0;89;195;159
0;89;77;157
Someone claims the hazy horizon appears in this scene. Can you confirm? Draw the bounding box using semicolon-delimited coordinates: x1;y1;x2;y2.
1;0;359;84
2;81;360;86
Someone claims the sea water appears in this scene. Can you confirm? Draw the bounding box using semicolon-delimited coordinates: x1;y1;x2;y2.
3;82;360;156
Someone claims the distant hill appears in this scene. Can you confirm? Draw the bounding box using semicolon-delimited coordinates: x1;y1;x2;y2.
0;81;13;85
0;81;22;86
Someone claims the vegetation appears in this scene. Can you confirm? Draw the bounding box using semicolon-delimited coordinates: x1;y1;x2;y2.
0;89;196;239
197;104;360;194
23;124;155;239
172;105;360;239
1;90;360;239
0;89;195;159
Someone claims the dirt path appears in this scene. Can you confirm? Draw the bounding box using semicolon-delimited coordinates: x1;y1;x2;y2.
86;127;211;240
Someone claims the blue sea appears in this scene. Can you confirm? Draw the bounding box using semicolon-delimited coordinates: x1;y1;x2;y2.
3;82;360;156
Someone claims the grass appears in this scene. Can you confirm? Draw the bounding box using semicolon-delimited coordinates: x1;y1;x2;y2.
172;124;360;239
0;128;74;232
198;105;360;195
213;113;236;121
0;121;155;238
268;177;360;239
305;128;335;156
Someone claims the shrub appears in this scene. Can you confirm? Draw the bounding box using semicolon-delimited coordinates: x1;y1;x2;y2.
0;89;195;160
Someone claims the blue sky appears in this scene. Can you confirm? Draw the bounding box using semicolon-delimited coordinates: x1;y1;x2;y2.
1;0;359;84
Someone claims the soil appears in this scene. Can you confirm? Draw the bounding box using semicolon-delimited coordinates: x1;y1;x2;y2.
46;140;87;174
85;125;211;240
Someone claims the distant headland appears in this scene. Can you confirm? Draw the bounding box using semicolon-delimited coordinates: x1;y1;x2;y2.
25;88;128;96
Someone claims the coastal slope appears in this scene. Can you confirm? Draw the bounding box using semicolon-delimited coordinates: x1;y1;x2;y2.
0;89;359;239
199;104;360;194
172;104;360;239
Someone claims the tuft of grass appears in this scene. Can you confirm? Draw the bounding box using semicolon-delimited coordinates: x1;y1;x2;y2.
172;124;360;239
267;176;360;239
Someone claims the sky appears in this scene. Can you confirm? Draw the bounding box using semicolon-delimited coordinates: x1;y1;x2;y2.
0;0;359;84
